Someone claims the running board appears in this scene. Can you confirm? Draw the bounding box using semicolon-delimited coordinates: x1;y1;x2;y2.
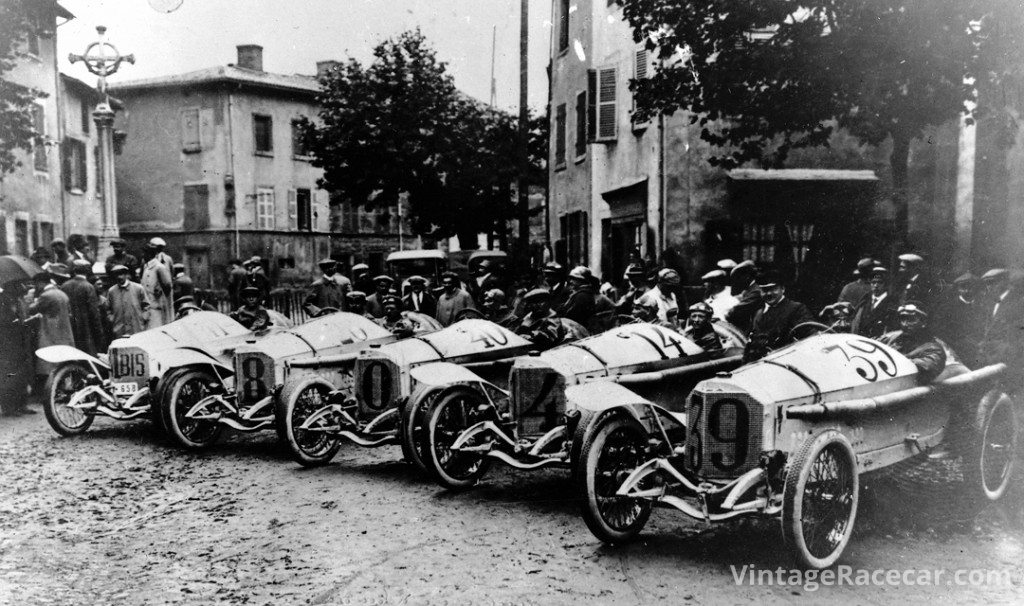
484;448;569;470
218;416;274;432
336;430;398;448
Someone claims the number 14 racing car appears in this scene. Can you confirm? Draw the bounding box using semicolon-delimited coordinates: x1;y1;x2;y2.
570;333;1018;569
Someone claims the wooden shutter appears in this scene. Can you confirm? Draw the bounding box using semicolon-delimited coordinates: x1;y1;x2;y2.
587;70;597;142
554;104;567;166
287;189;298;229
181;108;200;152
574;91;587;158
632;49;650;130
597;68;617;141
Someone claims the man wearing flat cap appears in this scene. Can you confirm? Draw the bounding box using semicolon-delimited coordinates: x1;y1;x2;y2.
615;264;649;315
304;258;347;317
104;239;140;281
106;264;149;338
749;269;814;350
245;256;271;304
636;268;682;327
880;302;947;384
172;262;194;301
346;291;369;318
351;263;373;298
837;258;877;305
435;271;476;326
149;236;175;275
141;243;174;328
977;268;1024;387
703;268;738;321
376;294;416;338
232;286;272;331
482;288;518;329
365;274;395;319
558;266;597;328
515;288;569;348
402;275;437;318
541;262;571;311
725;261;763;333
896;252;937;309
936;272;985;368
61;259;105;355
851;266;898;338
684;302;723;352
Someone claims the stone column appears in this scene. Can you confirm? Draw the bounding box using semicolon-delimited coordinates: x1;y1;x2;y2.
93;101;120;247
954;111;976;272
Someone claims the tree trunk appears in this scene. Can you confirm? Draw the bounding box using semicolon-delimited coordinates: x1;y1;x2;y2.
890;134;911;253
516;0;530;260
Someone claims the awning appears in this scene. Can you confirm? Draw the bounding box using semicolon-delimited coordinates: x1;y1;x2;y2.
728;168;879;181
601;176;648;220
600;176;648;200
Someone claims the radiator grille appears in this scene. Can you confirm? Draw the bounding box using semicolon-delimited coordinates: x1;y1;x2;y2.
511;365;566;437
355;357;401;415
235;352;275;404
108;346;148;387
685;392;763;479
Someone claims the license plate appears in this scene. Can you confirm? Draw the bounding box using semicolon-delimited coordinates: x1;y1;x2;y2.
112;382;138;396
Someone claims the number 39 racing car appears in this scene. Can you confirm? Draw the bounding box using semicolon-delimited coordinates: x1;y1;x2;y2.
404;321;748;490
278;319;564;467
570;332;1018;569
157;311;436;449
35;311;292;437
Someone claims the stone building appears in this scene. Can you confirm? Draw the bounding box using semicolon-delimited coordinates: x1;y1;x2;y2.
547;0;1023;307
110;45;415;290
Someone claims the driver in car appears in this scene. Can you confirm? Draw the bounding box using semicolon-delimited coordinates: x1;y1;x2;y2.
880;301;947;384
683;302;723;352
231;286;271;332
376;294;415;338
515;288;567;349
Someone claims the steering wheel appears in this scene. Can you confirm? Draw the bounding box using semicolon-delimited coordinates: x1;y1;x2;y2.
454;308;485;321
789;321;834;341
311;307;340;318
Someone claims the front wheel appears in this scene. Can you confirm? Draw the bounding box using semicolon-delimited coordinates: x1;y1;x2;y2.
276;377;341;467
576;414;652;544
425;387;493;489
401;385;437;473
44;364;95;436
963;390;1019;502
783;429;859;569
161;368;224;449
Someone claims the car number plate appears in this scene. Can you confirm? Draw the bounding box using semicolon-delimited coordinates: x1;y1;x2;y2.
112;382;138;396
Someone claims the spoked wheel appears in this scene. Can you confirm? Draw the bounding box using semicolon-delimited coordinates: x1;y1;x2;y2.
161;369;224;449
576;415;652;543
276;377;341;467
44;364;95;436
426;387;493;489
400;385;437;473
783;429;859;569
963;390;1019;502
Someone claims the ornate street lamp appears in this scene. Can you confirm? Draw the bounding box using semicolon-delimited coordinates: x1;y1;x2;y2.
68;26;134;247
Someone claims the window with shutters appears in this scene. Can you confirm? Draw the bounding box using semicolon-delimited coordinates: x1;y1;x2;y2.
287;190;298;229
15;220;29;256
253;114;273;155
588;68;617;142
554;103;567;169
181;108;201;152
63;137;87;192
297;188;312;231
32;104;47;172
291;120;310;158
256;187;275;229
38;222;53;249
632;48;651;131
558;0;570;53
574;91;587;159
561;211;589;266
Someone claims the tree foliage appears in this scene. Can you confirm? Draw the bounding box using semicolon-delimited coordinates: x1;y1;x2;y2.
0;0;48;177
302;30;546;241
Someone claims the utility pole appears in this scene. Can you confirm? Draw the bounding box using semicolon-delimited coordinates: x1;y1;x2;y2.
516;0;530;258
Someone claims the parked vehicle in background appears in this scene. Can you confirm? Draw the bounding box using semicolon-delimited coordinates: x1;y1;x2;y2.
386;250;447;293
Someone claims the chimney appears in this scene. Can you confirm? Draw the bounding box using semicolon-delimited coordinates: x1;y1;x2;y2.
236;44;263;71
316;60;340;79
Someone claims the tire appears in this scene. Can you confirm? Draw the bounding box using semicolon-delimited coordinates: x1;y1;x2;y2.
576;414;652;544
400;385;437;473
161;368;224;449
425;387;493;489
962;390;1019;502
44;364;95;436
275;377;341;467
782;429;859;569
568;408;597;478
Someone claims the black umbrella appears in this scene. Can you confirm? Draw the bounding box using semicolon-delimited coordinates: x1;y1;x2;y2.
0;255;44;285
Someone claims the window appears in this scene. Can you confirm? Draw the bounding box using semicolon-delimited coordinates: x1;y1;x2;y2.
277;257;296;269
256;187;275;229
341;200;358;232
291;120;309;157
253;114;273;154
632;48;651;130
37;222;53;248
742;223;776;263
81;99;90;134
26;30;40;57
15;219;29;256
558;0;570;53
297;188;312;231
63;137;87;192
587;67;617;141
181;108;201;152
574;91;587;159
183;184;210;231
33;104;47;172
554;103;567;168
560;211;589;266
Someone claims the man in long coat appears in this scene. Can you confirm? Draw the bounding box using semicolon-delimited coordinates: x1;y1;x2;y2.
28;271;74;379
61;260;105;355
303;258;347;316
0;280;33;415
141;245;174;328
726;261;763;333
107;265;150;338
434;272;476;326
852;266;898;338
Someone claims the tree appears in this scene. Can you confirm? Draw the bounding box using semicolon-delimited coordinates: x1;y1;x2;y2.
302;30;546;244
0;0;48;177
619;0;1024;246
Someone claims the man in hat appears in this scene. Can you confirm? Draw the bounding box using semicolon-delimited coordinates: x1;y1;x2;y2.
515;288;568;348
558;266;597;328
351;263;373;298
749;270;814;350
402;275;437;317
636;268;682;327
614;264;649;315
149;236;174;274
49;238;73;266
936;272;985;367
67;234;92;264
630;298;670;327
881;302;947;384
172;262;194;301
837;258;877;305
376;294;415;338
304;258;347;316
227;258;248;309
977;268;1024;388
435;271;476;326
703;269;738;321
725;261;763;333
61;260;105;356
27;271;74;390
46;263;71;286
481;288;518;329
365;275;395;319
684;301;723;352
106;265;149;338
541;262;571;311
141;243;174;328
716;258;738;273
104;239;140;281
174;295;203;319
231;286;272;331
819;301;855;333
851;266;897;338
245;256;271;304
469;259;501;305
346;291;369;318
896;253;936;307
31;246;53;271
0;277;33;415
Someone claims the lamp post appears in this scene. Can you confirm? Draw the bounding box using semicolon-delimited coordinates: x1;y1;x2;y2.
68;26;134;249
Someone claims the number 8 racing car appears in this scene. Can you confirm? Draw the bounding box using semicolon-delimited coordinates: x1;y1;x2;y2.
570;332;1018;569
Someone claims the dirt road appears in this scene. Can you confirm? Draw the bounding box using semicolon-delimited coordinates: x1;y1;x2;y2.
2;409;1023;605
